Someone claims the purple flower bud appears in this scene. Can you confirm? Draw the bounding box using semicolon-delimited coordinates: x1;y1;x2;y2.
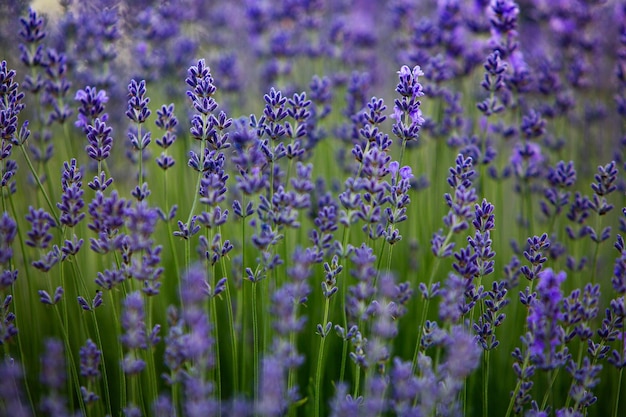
120;291;147;350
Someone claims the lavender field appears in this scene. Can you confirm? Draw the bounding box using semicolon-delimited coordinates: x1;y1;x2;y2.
0;0;625;416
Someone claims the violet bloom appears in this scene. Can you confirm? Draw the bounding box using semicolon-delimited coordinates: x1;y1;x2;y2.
510;140;545;180
329;383;362;417
392;65;425;145
25;206;55;249
79;338;101;404
488;0;520;57
434;154;478;254
0;294;18;346
57;159;85;228
527;268;568;370
541;160;576;219
42;48;73;126
120;292;147;375
0;213;17;289
85;118;113;164
18;8;46;94
155;103;178;171
40;339;68;416
126;79;151;149
0;358;31;417
477;50;507;116
75;86;109;133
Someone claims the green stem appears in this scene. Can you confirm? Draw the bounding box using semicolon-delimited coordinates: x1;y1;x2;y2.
52;304;87;417
541;368;559;411
483;350;490;417
218;224;238;395
108;291;126;411
315;297;331;417
339;226;350;384
504;353;531;417
19;144;60;225
89;309;113;416
614;367;624;417
252;280;259;406
353;364;361;398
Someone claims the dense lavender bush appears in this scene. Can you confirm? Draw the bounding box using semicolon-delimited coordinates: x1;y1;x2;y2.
1;1;626;416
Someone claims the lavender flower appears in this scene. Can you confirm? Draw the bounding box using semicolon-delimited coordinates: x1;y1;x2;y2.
57;159;85;228
18;8;46;95
120;291;147;351
74;86;109;133
391;65;425;145
40;339;68;416
85;118;113;163
155;103;178;171
25;207;55;249
0;211;17;268
0;295;17;345
526;268;569;370
477;50;507;116
0;358;31;417
79;338;101;381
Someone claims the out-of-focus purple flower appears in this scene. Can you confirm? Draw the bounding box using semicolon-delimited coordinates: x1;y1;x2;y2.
542;161;576;219
40;339;68;415
120;291;147;351
329;383;362;417
257;355;289;417
0;295;18;345
42;48;73;125
183;374;218;417
441;325;482;379
520;109;546;140
152;395;175;417
565;356;601;410
477;50;507;116
18;8;46;95
79;338;101;380
0;358;31;417
0;212;17;266
527;268;568;369
488;0;519;56
25;206;55;249
510;140;545;179
439;273;467;324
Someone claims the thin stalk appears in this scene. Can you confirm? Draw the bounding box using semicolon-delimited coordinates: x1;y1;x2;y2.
541;369;559;410
315;297;331;417
185;138;206;228
614;367;624;417
483;349;490;417
108;291;126;411
504;353;531;417
145;295;158;409
89;308;112;416
52;304;87;417
252;280;259;407
353;364;361;398
19;144;60;225
339;225;351;384
218;224;238;395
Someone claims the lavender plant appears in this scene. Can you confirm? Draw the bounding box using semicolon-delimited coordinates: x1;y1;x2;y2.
1;1;626;417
